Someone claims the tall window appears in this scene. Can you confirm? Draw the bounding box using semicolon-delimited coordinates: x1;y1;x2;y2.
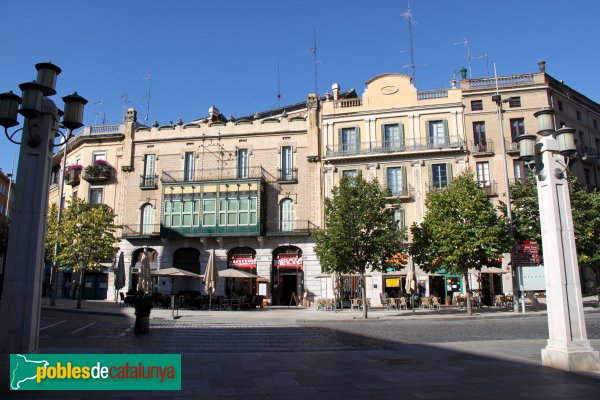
339;127;360;153
141;204;153;234
280;146;293;180
393;208;406;230
510;118;525;142
431;164;449;189
387;167;406;195
342;169;359;185
513;160;524;181
89;187;103;205
143;154;156;186
473;121;486;147
382;124;403;149
428;120;449;148
476;162;491;187
280;199;294;231
237;148;248;178
183;152;194;181
202;199;216;226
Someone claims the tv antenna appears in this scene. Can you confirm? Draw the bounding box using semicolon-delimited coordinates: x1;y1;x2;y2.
120;93;131;119
310;30;321;95
277;61;282;108
143;74;152;122
401;4;418;82
454;38;472;79
476;53;490;77
93;98;106;125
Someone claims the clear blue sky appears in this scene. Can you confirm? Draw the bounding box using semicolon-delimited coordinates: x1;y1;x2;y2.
1;0;599;176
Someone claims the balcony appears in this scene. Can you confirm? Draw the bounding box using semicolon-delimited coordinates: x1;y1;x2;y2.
470;140;494;156
386;184;414;200
161;166;264;184
121;224;161;238
161;224;262;238
82;161;112;184
505;140;520;155
64;169;81;186
462;74;536;90
333;98;363;109
428;181;451;191
265;220;318;236
277;169;298;184
325;137;465;158
478;181;498;196
140;174;158;189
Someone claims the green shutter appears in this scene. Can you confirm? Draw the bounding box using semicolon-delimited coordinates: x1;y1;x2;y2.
337;128;343;152
443;120;449;144
402;165;408;192
399;123;405;147
381;124;385;143
426;121;431;146
447;162;453;182
356;126;361;151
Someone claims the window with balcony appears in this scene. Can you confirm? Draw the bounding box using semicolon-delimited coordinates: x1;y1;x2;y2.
431;163;450;189
338;127;360;153
473;121;487;148
280;199;295;231
476;162;491;187
382;124;404;149
183;152;195;181
386;167;407;196
471;100;483;111
508;97;521;108
510;118;525;142
237;148;249;178
142;154;156;187
393;208;406;230
92;152;106;162
89;187;103;205
141;204;153;235
427;120;449;148
280;146;293;181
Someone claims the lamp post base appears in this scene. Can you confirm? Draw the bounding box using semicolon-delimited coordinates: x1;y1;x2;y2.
541;340;600;371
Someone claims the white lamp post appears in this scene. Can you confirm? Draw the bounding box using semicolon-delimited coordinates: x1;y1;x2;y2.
0;62;87;353
515;107;600;371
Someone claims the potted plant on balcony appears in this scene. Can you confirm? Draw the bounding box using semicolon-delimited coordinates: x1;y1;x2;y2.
64;164;83;186
83;160;112;183
133;296;153;334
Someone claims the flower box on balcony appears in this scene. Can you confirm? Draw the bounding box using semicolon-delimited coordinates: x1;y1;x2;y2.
64;165;82;186
83;160;112;183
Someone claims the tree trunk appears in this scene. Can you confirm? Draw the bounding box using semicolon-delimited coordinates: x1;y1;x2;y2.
361;271;368;319
77;265;85;309
463;271;472;316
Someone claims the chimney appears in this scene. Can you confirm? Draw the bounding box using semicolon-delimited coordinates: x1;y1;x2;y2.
538;60;546;73
332;83;340;100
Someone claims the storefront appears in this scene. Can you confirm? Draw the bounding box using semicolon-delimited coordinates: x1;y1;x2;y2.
227;247;257;296
272;246;303;305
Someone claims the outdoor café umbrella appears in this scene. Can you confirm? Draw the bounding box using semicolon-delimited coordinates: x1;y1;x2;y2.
204;249;217;310
405;256;417;312
114;252;126;302
137;247;152;294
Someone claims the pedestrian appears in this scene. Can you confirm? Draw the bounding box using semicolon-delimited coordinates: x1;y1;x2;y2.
71;280;78;300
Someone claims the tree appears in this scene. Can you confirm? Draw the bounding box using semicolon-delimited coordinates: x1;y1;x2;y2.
410;169;510;316
313;175;406;318
45;198;119;308
506;174;600;288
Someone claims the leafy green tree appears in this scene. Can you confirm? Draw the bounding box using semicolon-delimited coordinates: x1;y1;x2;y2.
313;175;406;318
506;175;600;287
410;169;510;315
45;198;119;308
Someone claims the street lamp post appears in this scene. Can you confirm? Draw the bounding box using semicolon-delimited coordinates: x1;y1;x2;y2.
0;63;87;353
515;108;600;371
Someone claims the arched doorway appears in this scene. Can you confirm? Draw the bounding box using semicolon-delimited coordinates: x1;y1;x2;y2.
129;248;159;293
227;247;256;296
272;246;303;306
172;248;201;274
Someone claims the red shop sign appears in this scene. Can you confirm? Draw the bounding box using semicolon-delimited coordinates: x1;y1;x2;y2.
228;257;256;269
276;256;303;269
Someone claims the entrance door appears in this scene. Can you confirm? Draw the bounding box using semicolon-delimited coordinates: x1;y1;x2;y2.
273;271;303;305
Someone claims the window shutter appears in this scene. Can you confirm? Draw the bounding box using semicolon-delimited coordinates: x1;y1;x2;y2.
446;162;453;182
426;121;431;146
399;123;405;146
381;124;386;144
402;166;408;192
356;126;361;151
338;128;343;152
443;120;449;144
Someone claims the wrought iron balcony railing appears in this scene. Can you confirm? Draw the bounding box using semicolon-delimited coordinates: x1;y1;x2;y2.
265;219;318;235
470;140;494;154
161;167;264;184
325;137;465;157
140;174;158;189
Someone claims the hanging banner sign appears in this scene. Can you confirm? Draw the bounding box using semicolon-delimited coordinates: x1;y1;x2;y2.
275;256;303;269
228;257;256;269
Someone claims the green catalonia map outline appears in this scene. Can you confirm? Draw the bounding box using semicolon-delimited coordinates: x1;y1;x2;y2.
11;354;49;390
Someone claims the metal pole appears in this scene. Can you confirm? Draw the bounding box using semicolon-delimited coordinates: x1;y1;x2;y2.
493;63;519;313
5;155;15;218
50;129;71;306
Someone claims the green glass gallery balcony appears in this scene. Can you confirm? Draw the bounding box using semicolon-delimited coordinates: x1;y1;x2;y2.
160;167;265;237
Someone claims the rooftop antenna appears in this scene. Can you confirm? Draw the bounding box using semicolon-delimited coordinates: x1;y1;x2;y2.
310;30;320;95
277;61;282;108
143;74;152;122
93;98;105;125
401;3;418;82
454;38;472;79
121;93;131;120
476;53;490;77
